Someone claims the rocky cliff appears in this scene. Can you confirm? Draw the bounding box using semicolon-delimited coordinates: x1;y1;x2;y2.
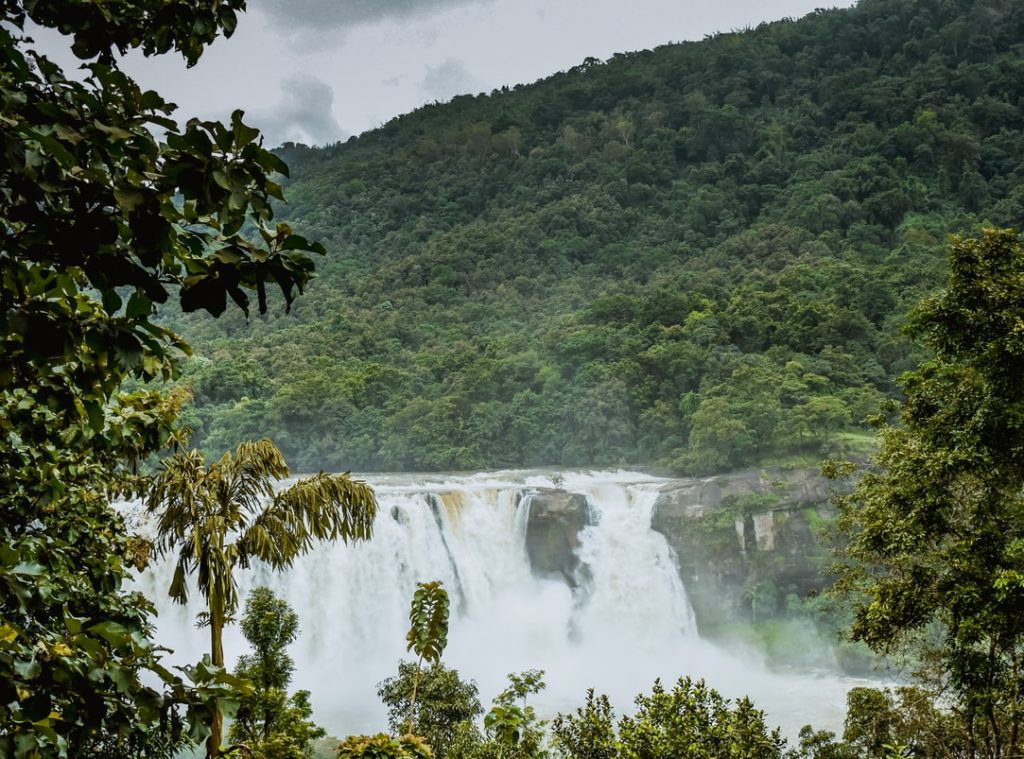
522;469;839;631
650;468;839;630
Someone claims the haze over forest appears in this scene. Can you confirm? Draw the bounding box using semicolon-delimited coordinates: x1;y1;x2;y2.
164;0;1024;475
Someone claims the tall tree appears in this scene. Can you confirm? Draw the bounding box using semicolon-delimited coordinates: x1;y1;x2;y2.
378;662;482;759
0;1;327;755
830;229;1024;758
228;587;326;759
146;439;377;757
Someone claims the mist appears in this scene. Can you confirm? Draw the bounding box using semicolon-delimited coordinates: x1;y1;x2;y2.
135;470;871;742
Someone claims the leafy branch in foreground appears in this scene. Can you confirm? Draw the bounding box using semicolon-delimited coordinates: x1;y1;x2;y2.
828;228;1024;758
0;0;331;753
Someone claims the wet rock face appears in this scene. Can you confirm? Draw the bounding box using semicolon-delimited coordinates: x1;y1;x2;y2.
520;469;841;631
652;468;835;520
651;468;839;629
524;489;590;586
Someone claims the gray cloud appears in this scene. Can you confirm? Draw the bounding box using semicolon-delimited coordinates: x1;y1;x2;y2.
420;58;484;101
255;0;482;31
254;74;348;147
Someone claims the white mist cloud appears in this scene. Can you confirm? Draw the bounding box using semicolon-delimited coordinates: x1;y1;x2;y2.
420;58;484;101
253;74;348;147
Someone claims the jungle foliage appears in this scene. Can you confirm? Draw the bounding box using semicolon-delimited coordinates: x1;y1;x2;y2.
552;678;787;759
228;587;327;759
167;0;1024;474
828;229;1024;757
371;670;989;758
0;0;326;754
378;661;482;759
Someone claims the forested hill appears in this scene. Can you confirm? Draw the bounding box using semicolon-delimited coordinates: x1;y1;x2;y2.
165;0;1024;473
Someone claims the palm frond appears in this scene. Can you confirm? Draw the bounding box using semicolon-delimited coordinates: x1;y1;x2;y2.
240;505;306;568
237;473;377;567
146;448;208;556
146;441;375;623
168;562;190;605
191;540;239;616
227;439;290;519
277;472;377;543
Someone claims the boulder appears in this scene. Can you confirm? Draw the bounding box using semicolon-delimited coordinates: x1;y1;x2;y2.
517;469;842;632
652;467;834;521
524;489;590;586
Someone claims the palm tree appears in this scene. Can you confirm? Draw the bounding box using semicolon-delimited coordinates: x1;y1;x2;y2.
145;439;377;757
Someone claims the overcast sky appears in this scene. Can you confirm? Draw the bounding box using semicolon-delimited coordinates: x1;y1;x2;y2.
39;0;857;146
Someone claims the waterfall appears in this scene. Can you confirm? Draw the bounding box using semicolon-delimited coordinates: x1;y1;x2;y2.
137;469;863;740
573;482;696;644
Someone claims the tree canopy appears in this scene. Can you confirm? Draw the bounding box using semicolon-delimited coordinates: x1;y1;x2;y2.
552;678;787;759
829;229;1024;758
165;0;1024;474
0;1;326;754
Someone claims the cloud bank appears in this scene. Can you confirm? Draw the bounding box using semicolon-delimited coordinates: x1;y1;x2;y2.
254;74;348;147
255;0;485;30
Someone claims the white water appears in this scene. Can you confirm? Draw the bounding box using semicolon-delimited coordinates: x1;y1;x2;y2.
134;469;866;741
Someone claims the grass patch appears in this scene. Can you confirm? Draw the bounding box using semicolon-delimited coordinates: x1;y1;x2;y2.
834;431;879;456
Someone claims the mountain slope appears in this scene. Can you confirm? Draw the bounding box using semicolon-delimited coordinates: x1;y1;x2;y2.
165;0;1024;473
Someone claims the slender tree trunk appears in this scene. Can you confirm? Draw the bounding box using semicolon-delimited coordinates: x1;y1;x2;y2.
261;644;272;743
967;711;977;759
208;597;225;759
1009;651;1020;759
983;707;994;759
986;640;1000;759
263;695;272;745
405;656;424;735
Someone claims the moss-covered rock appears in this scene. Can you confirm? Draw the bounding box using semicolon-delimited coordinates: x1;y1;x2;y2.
651;468;839;630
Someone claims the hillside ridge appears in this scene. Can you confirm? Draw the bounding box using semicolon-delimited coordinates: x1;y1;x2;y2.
162;0;1024;473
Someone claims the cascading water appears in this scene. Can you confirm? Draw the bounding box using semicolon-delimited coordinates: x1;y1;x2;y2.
136;470;866;741
571;481;697;643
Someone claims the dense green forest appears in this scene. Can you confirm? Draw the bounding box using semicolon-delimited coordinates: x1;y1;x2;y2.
5;0;1024;755
161;0;1024;474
